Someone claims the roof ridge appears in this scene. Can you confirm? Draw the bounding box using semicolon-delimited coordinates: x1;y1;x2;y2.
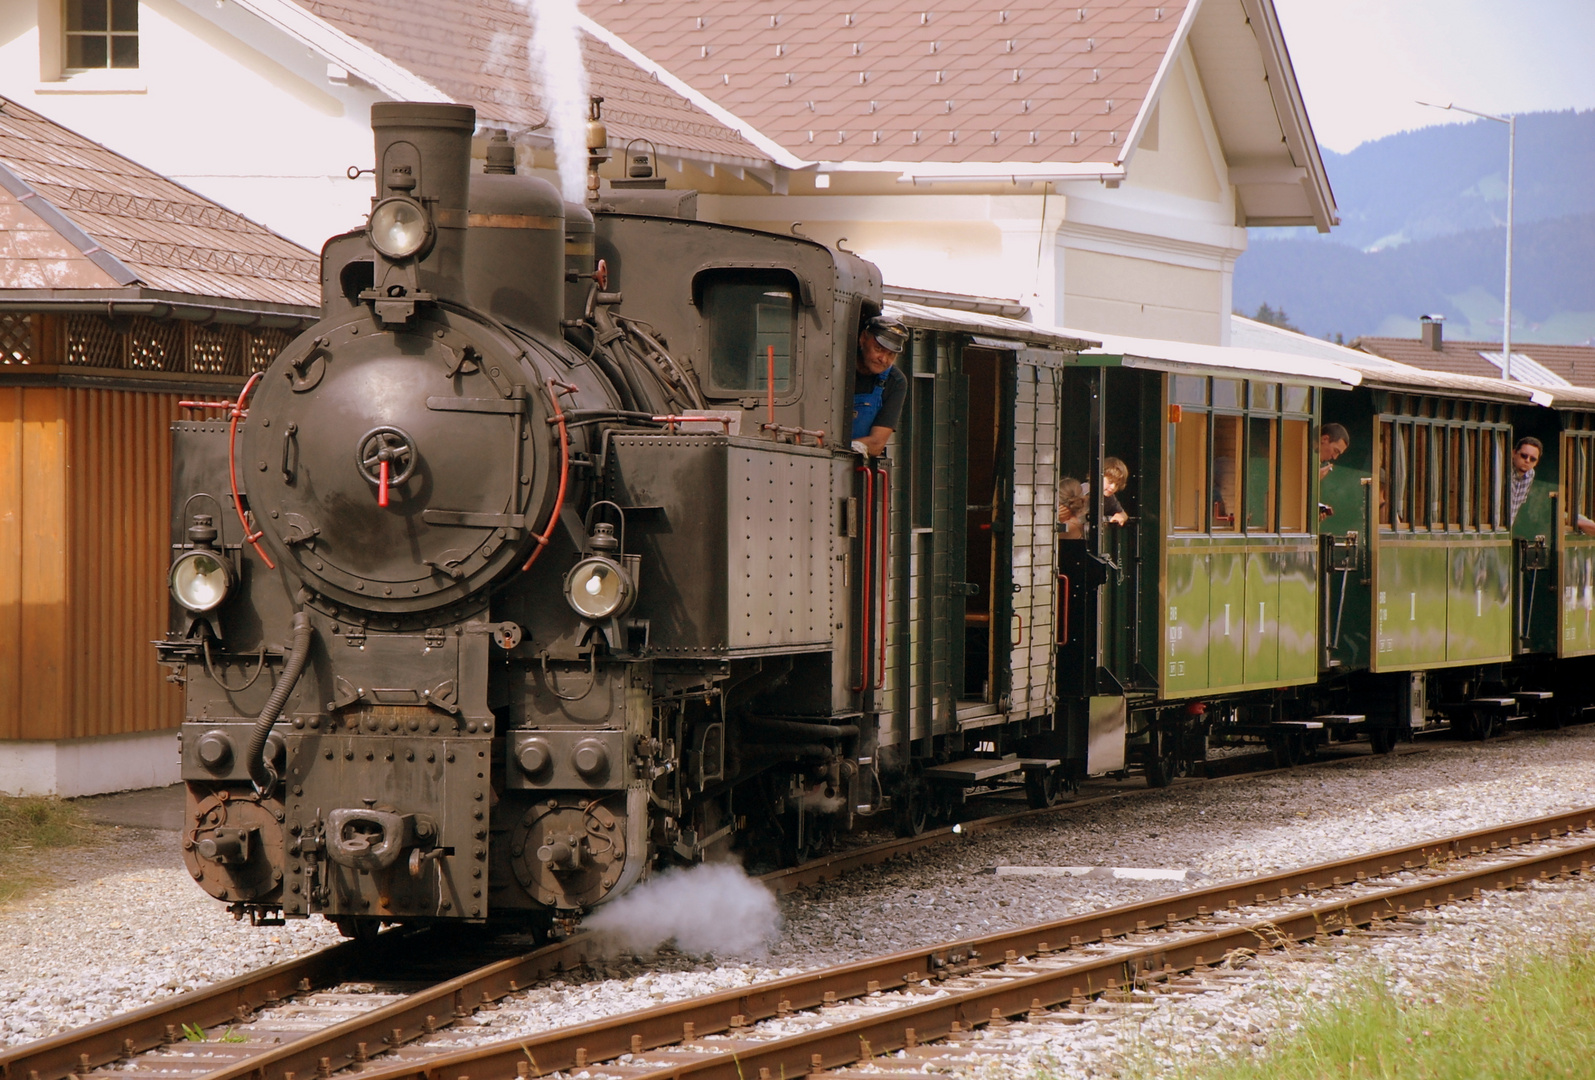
575;11;802;169
0;159;141;286
235;0;454;103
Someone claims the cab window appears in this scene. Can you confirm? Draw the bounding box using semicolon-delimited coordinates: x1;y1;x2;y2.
697;271;799;397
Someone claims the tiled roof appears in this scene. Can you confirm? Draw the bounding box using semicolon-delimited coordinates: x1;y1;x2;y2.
579;0;1187;166
1353;336;1595;391
293;0;763;162
0;97;318;309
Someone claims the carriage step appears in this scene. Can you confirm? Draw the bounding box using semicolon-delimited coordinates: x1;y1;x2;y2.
1016;757;1062;771
925;756;1024;783
1471;697;1517;709
1272;719;1324;730
1514;690;1554;702
1315;714;1366;726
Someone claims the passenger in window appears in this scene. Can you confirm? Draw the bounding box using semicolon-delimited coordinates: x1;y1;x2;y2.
1102;457;1130;526
1057;477;1088;539
1510;436;1541;525
1318;422;1351;521
850;315;909;457
1319;423;1350;481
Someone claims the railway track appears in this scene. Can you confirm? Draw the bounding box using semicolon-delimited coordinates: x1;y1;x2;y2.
9;803;1594;1080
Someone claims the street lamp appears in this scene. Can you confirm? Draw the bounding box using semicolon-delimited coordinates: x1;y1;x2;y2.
1417;100;1516;382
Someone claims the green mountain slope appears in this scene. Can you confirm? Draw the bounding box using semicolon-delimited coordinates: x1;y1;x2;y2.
1235;109;1595;344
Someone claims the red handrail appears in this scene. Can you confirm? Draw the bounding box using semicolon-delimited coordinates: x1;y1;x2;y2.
225;371;274;570
851;465;873;692
875;463;889;689
521;380;576;572
766;344;776;426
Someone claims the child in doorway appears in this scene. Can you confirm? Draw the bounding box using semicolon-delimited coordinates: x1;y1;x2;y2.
1057;477;1088;539
1102;457;1130;526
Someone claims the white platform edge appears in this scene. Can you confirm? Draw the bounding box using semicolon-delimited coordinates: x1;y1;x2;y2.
0;728;181;797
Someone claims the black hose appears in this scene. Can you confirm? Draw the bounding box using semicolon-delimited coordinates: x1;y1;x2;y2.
248;612;312;795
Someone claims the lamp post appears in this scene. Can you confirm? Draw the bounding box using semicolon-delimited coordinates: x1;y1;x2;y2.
1417;100;1516;382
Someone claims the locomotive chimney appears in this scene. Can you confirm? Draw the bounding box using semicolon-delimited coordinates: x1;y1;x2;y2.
370;102;476;309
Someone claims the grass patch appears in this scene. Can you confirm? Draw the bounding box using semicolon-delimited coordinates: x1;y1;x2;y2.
0;795;93;905
1177;948;1595;1080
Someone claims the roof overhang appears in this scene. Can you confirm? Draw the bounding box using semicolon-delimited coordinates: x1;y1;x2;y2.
0;289;319;328
1075;329;1362;390
1158;0;1337;232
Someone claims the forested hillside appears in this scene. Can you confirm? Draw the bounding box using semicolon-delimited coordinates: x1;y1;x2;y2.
1233;110;1595;344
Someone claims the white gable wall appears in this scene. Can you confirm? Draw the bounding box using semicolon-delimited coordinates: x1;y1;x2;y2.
1055;47;1245;345
0;0;383;250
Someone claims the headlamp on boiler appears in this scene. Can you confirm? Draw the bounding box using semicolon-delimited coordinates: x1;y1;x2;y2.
170;549;233;613
368;196;433;260
564;555;635;621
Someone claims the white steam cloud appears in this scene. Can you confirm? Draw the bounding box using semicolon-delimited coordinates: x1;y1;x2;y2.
584;863;781;957
522;0;591;202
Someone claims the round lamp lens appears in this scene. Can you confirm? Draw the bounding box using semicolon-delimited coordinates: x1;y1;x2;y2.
565;558;632;620
171;551;231;612
369;199;430;259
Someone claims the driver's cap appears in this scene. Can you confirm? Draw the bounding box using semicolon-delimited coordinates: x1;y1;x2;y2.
865;315;908;353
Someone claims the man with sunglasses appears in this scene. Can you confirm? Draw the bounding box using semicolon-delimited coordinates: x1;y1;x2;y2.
1510;436;1542;525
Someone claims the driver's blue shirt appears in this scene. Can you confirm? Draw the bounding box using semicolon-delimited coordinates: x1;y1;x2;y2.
851;364;907;440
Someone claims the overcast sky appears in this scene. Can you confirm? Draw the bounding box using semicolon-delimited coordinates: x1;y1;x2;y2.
1273;0;1595;154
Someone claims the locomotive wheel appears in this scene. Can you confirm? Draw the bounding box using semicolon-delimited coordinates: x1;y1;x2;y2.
1024;767;1062;809
1369;728;1397;755
331;916;382;942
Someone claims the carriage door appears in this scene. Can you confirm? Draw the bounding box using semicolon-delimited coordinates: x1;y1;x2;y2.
954;347;1016;712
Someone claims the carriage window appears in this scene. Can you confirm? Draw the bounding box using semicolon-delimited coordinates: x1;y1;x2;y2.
1565;437;1582;533
699;272;798;396
1412;425;1431;529
1172;376;1206;405
1489;430;1506;529
1211;415;1242;532
1171;408;1207;531
1389;423;1410;528
1251;382;1277;410
1211;379;1241;409
1245;417;1277;531
1279;419;1309;532
1283;385;1311;414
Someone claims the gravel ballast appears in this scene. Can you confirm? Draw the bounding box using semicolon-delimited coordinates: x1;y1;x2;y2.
4;727;1595;1069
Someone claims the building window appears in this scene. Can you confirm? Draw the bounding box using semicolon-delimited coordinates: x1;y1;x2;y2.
66;0;139;70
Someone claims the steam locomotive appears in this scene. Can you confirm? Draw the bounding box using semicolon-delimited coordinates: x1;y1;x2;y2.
162;101;1595;936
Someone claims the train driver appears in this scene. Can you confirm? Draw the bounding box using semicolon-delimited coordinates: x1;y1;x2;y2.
851;315;909;457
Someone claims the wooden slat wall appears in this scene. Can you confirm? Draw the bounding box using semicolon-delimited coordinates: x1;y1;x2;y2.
0;385;184;740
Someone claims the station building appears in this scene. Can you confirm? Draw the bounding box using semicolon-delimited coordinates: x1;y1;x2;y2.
0;96;316;795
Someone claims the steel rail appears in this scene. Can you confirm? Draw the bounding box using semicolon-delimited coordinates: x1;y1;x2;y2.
0;934;405;1080
598;837;1595;1080
4;752;1568;1080
332;806;1595;1080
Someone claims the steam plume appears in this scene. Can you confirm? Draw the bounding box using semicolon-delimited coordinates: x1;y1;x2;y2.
584;863;781;957
522;0;591;202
